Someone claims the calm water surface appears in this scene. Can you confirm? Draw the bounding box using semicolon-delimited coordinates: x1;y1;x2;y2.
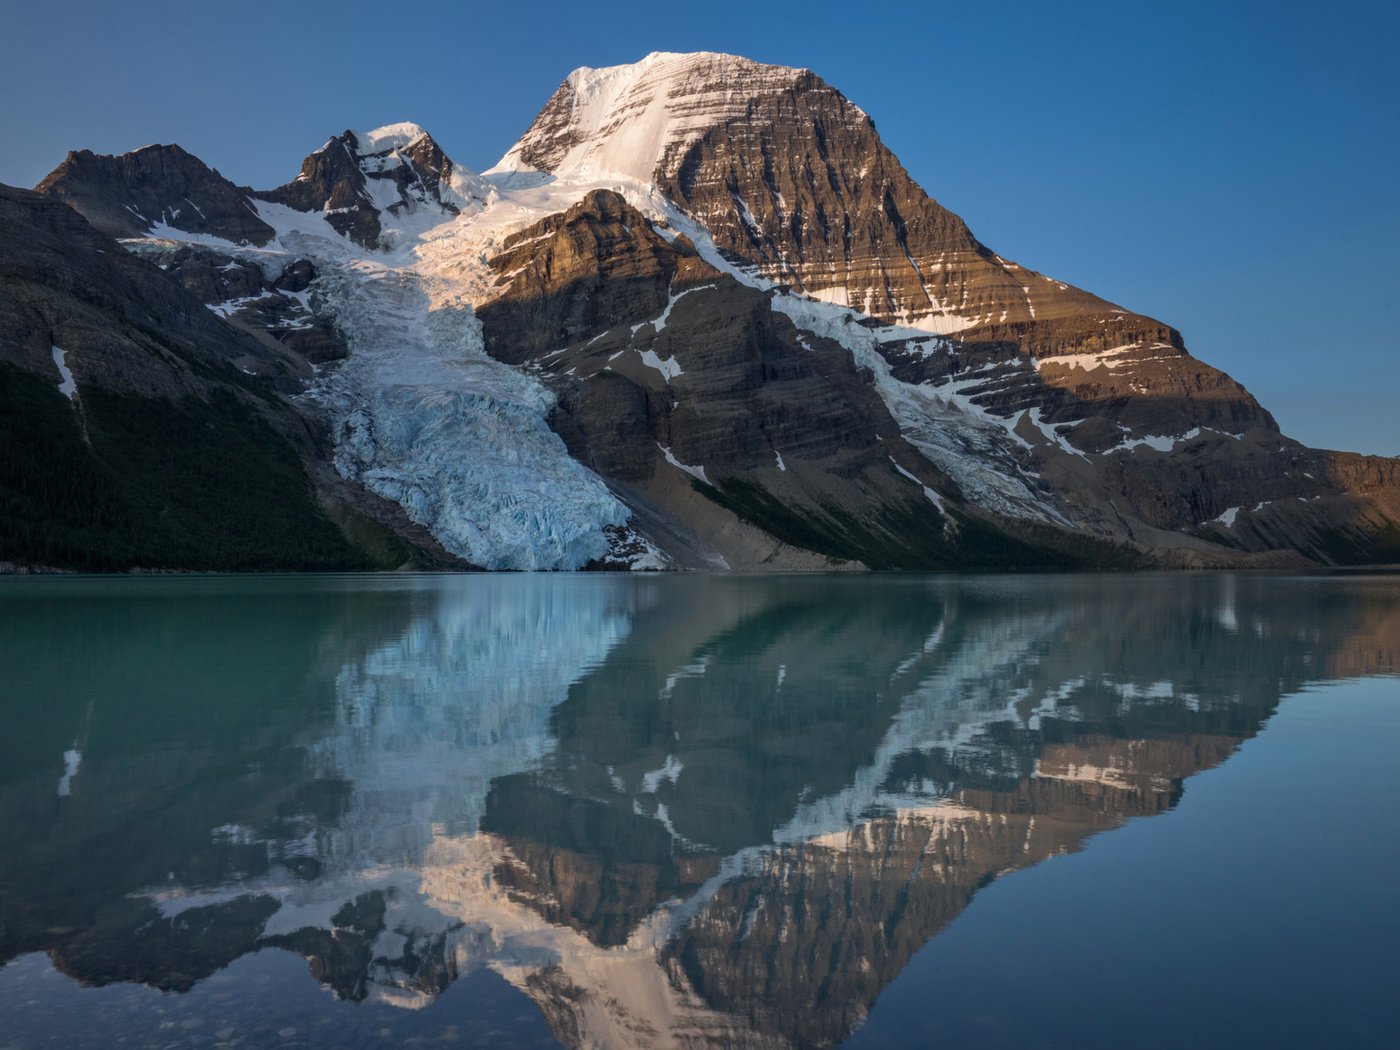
1;573;1397;1048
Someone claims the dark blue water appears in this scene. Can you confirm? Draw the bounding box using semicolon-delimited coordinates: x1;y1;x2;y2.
1;573;1396;1048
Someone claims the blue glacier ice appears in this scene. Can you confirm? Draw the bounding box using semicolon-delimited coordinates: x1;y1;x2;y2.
305;260;632;570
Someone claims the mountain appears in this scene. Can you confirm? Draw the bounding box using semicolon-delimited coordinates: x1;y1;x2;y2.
36;143;276;245
6;50;1398;572
0;185;458;571
499;52;1118;334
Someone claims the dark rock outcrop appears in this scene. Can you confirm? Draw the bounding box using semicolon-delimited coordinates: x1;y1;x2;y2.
258;126;482;249
0;183;435;571
259;130;384;246
36;144;274;245
128;242;348;365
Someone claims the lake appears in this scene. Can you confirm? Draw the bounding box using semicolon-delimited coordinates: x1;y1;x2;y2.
1;572;1397;1048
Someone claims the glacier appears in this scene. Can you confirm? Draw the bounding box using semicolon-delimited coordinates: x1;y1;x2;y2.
145;167;643;571
304;256;631;570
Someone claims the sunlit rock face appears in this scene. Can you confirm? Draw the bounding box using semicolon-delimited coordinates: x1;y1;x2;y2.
500;52;999;333
492;52;1394;566
500;53;1198;355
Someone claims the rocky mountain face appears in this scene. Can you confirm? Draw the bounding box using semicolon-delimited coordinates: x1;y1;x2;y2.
6;50;1397;571
259;123;487;249
36;144;275;244
495;52;1400;569
0;185;456;571
476;190;1026;570
504;54;1168;346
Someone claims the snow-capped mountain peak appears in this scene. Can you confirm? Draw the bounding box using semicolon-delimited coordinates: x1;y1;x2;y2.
490;50;815;183
261;122;488;248
348;122;490;212
352;121;431;154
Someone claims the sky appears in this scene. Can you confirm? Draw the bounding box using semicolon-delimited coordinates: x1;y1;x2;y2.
2;0;1395;454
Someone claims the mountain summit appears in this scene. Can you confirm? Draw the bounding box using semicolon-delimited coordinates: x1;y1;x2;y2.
261;123;488;248
35;143;275;245
498;51;1088;337
5;51;1398;573
493;51;812;183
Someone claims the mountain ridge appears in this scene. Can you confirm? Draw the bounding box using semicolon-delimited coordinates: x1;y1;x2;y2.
5;51;1398;572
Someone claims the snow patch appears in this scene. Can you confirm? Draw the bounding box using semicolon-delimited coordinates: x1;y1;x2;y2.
56;746;81;797
889;456;947;514
1103;427;1201;454
638;348;683;382
207;290;276;318
640;755;684;794
1035;343;1137;373
658;444;709;485
1025;407;1087;459
653;284;714;333
51;346;76;400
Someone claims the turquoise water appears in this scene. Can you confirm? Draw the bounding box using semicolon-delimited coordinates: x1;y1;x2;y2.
1;573;1397;1048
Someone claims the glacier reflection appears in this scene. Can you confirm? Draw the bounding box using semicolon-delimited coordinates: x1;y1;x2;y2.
1;573;1397;1047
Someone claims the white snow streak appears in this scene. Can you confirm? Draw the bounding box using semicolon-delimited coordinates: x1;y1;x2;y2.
51;346;76;400
638;348;684;381
57;747;81;797
889;456;947;514
658;444;709;485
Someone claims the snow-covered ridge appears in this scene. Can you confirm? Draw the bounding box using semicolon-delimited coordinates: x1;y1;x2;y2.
303;122;491;226
353;121;430;153
490;51;817;183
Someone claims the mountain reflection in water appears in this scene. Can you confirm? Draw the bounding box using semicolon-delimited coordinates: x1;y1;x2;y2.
1;573;1396;1048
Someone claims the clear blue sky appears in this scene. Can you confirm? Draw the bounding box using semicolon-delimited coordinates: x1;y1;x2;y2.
3;0;1395;454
